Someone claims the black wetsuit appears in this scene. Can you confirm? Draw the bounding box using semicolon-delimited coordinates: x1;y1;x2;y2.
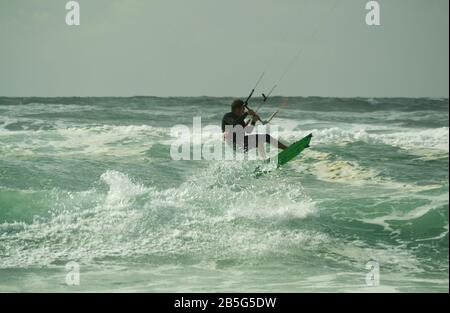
221;112;248;132
222;112;272;151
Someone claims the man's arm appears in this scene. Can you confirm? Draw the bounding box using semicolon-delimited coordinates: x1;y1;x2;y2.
234;112;248;125
244;115;259;133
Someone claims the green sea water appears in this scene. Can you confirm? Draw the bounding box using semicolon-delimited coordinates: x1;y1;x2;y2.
0;96;448;292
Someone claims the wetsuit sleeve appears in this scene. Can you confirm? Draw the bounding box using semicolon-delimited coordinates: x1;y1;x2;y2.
233;112;248;125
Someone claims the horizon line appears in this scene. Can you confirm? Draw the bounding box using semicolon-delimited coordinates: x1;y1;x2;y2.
0;95;449;100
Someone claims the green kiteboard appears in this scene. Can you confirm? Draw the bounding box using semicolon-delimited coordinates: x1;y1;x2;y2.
273;133;312;166
255;133;312;176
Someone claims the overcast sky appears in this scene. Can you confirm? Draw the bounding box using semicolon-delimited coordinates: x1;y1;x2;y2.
0;0;448;97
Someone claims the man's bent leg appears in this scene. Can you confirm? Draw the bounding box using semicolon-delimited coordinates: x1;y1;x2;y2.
244;134;288;151
265;134;288;150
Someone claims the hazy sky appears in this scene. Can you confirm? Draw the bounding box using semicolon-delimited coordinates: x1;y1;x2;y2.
0;0;448;97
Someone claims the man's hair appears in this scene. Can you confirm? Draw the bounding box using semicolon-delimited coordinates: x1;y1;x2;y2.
231;99;244;111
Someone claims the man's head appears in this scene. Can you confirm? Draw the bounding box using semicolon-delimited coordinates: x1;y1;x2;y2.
231;99;245;116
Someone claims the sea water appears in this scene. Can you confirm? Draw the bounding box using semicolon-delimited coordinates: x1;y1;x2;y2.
0;96;448;292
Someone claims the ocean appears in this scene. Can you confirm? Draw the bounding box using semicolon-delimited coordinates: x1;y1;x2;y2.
0;96;448;292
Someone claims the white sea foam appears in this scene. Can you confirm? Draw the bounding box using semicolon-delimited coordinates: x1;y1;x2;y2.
0;124;170;157
277;126;449;152
0;163;320;268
